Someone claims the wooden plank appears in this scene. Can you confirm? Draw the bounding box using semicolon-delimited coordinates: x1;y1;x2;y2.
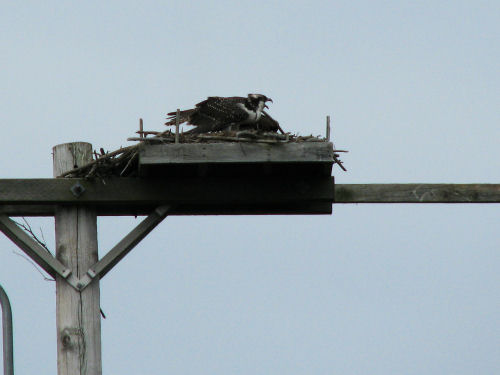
53;143;102;375
0;205;55;216
0;214;70;279
139;142;334;178
0;202;333;216
334;184;500;203
140;142;334;164
0;177;335;216
1;181;499;217
88;205;169;281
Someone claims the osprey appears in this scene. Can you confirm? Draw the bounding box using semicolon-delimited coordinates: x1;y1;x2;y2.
165;94;281;133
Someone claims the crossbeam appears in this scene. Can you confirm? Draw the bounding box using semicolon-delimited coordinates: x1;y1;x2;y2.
0;180;499;217
0;206;169;291
0;177;335;216
334;183;500;203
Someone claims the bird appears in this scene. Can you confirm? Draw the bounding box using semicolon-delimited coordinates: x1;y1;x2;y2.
165;94;282;134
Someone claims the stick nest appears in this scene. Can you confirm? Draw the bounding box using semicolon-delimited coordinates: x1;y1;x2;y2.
59;129;345;178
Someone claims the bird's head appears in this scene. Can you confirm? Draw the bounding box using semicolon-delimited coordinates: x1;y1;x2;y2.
247;94;273;109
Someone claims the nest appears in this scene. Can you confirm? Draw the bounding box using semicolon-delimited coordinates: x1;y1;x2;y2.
59;129;346;179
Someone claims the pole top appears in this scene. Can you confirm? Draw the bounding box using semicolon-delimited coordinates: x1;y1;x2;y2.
53;142;93;177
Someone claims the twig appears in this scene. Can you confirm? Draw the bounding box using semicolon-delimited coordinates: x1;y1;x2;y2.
39;226;47;245
58;145;138;177
196;135;283;143
333;154;347;171
135;131;160;136
120;150;139;176
12;250;55;281
127;137;175;143
85;163;98;179
14;218;52;254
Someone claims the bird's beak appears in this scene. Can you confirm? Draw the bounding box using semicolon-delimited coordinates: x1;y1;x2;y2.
267;98;273;103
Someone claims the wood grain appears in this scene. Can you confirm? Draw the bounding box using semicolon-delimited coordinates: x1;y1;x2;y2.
334;184;500;203
0;177;335;215
53;143;102;375
140;142;334;164
1;181;499;217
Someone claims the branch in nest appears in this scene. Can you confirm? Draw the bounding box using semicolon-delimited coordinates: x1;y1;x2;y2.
196;135;283;144
58;145;139;177
333;154;347;171
136;130;160;136
120;150;139;176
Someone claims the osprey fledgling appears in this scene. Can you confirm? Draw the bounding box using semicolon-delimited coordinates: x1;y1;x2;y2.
165;94;282;133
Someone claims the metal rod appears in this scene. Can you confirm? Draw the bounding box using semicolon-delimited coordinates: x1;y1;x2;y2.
175;109;180;144
139;118;144;139
0;284;14;375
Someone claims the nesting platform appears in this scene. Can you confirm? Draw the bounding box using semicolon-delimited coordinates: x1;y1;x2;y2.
139;142;335;178
43;140;338;215
133;141;336;215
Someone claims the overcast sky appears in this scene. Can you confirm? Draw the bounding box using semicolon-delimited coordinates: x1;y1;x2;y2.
1;1;499;374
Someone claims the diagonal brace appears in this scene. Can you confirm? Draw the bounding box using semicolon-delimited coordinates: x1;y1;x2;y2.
0;205;169;291
75;205;170;290
0;214;72;280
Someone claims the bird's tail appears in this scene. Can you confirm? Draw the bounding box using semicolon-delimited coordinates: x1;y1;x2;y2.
165;109;196;126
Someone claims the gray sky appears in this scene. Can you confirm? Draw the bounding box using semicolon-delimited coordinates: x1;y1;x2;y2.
1;1;499;374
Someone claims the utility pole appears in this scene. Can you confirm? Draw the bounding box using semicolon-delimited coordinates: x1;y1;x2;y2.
53;143;102;375
0;140;498;374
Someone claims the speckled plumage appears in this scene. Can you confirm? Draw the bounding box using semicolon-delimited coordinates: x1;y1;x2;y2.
166;94;276;133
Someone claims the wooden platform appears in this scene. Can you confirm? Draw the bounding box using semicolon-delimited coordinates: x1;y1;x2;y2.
0;142;339;216
138;142;335;178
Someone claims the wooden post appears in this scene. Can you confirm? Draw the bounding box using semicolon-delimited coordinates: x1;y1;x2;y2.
326;115;331;141
53;143;101;375
175;108;180;144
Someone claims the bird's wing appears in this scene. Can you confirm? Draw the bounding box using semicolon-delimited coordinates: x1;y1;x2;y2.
166;96;250;133
257;110;283;133
187;96;248;132
197;97;248;122
236;110;283;133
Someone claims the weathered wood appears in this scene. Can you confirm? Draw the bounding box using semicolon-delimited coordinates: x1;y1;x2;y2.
0;285;14;375
0;205;55;217
140;142;334;163
76;205;170;291
53;143;102;375
0;177;335;215
1;181;499;217
0;214;70;279
139;142;334;177
53;143;94;177
334;184;500;203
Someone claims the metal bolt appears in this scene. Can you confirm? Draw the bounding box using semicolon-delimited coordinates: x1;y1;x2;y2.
70;182;85;197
